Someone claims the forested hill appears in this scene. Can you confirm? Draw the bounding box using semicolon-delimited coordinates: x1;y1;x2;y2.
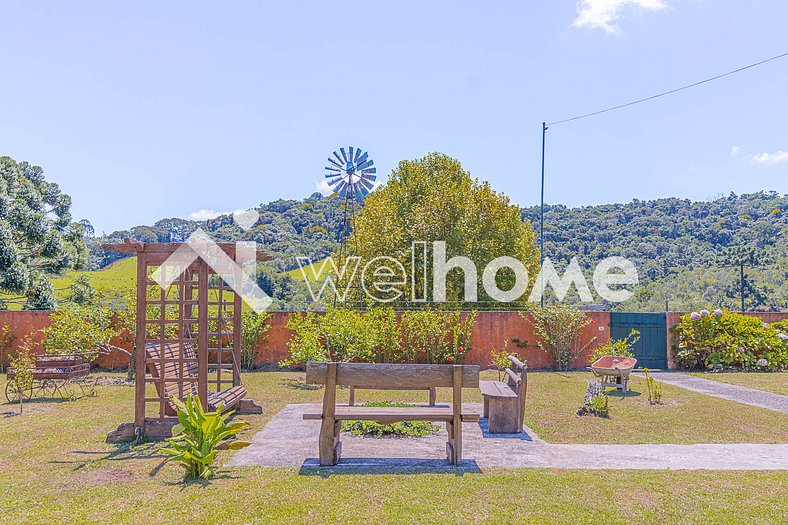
93;190;787;311
522;190;787;311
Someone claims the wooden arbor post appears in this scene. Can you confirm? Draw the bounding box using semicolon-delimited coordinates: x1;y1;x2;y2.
103;239;267;440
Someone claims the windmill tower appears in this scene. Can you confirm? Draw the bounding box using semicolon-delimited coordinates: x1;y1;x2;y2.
324;147;376;304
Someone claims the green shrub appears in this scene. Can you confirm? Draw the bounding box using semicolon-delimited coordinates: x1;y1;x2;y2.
672;309;787;371
160;395;251;480
490;342;516;381
281;311;327;367
400;309;475;364
8;339;34;414
281;307;476;366
577;382;609;417
41;303;114;361
526;306;594;371
240;311;270;371
643;368;663;405
770;319;788;334
341;402;440;437
591;329;639;364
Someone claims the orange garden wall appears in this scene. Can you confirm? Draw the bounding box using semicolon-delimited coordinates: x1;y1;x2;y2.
3;310;786;371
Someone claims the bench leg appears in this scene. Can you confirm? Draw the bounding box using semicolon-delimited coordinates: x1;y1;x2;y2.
319;417;341;466
429;387;436;407
348;386;355;406
445;421;456;464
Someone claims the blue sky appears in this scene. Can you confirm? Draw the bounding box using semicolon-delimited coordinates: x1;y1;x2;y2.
1;1;786;233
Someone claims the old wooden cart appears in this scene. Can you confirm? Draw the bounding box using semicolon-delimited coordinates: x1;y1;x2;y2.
5;354;97;402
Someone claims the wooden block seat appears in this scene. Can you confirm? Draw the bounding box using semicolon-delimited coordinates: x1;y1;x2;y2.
480;356;527;434
303;362;480;466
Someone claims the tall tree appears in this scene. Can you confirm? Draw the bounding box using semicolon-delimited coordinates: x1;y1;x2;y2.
351;152;540;306
0;156;87;309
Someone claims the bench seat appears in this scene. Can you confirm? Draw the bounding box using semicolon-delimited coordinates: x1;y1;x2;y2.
208;385;247;412
303;405;480;423
479;380;518;398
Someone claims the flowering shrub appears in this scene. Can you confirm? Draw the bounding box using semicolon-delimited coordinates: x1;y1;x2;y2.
672;310;788;371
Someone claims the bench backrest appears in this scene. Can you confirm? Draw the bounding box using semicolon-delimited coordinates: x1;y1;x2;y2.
306;362;480;389
506;355;528;427
145;342;200;400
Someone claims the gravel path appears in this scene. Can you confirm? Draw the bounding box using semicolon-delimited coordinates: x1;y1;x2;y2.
636;371;788;413
228;403;788;472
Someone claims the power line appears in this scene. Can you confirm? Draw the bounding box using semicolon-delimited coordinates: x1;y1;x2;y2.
547;51;788;126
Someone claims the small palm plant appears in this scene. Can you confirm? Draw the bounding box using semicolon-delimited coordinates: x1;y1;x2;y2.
161;395;251;479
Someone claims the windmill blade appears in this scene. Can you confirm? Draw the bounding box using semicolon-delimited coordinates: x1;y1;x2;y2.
361;174;377;182
361;167;377;174
348;146;354;163
328;177;342;187
357;152;368;165
354;148;362;162
340;147;348;163
336;181;347;195
359;178;374;190
325;173;341;179
332;151;343;164
325;165;341;172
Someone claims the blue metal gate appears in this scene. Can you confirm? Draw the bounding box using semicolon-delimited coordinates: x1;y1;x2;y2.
609;312;667;369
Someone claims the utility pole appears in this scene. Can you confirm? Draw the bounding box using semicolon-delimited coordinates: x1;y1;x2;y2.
540;122;547;308
740;260;745;312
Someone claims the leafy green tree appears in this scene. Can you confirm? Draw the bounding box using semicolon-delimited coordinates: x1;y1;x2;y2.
0;156;88;309
352;152;540;306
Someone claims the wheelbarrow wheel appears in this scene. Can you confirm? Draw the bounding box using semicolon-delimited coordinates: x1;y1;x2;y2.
5;382;33;403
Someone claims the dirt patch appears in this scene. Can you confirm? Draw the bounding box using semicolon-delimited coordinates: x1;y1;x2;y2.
95;376;134;387
71;467;144;487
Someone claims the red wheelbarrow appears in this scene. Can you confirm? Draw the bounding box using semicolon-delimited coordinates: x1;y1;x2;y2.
590;356;638;393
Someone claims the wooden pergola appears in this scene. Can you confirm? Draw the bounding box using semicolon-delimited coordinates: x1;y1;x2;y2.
105;239;266;441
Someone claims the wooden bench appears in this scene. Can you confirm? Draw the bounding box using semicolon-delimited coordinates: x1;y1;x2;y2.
303;362;480;466
479;356;527;433
145;342;247;413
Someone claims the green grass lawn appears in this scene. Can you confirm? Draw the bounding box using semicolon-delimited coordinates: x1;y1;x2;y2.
690;372;788;396
0;370;786;523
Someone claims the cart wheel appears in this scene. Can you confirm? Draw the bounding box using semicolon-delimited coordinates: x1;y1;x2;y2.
5;382;33;403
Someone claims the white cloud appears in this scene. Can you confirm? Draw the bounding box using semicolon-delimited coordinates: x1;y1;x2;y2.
730;146;740;157
750;150;788;166
188;209;228;221
315;179;333;195
572;0;668;35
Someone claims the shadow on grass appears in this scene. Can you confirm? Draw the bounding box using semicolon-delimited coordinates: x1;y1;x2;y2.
53;441;167;476
606;390;642;399
282;379;322;391
298;457;482;477
162;471;242;488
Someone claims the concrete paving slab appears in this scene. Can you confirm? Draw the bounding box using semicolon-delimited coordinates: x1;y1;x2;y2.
637;372;788;413
228;403;788;472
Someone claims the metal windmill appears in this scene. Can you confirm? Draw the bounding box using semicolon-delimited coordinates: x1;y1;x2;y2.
325;147;376;261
